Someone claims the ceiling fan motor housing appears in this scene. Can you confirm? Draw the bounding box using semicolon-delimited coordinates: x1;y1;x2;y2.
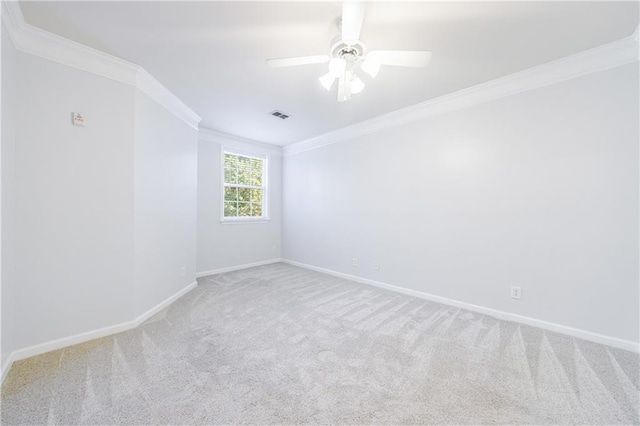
330;38;366;62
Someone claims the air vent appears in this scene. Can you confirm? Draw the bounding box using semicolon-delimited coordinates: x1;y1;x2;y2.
270;110;290;120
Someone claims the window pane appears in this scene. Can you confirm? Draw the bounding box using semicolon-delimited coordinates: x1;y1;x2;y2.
224;153;237;169
251;203;262;217
224;202;237;217
224;187;238;202
237;156;251;185
251;158;263;173
224;168;237;184
250;171;262;186
238;187;251;202
238;202;251;217
251;159;263;186
250;189;263;203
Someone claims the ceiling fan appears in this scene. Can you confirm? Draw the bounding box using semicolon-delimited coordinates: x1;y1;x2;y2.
267;2;432;102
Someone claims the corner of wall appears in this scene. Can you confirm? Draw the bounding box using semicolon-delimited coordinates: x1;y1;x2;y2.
0;0;203;379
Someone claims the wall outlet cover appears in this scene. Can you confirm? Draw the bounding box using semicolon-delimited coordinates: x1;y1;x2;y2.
511;286;522;300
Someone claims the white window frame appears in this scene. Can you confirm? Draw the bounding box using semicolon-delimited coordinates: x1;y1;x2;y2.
220;149;269;223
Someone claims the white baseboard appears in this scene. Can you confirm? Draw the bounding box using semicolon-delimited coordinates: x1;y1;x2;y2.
9;320;135;365
1;353;15;384
196;258;282;278
282;259;639;353
1;281;198;384
133;281;197;326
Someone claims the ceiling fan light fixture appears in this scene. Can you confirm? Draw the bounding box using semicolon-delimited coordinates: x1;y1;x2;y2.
329;58;346;77
337;75;351;102
351;75;365;94
319;72;335;90
266;2;431;102
361;57;380;78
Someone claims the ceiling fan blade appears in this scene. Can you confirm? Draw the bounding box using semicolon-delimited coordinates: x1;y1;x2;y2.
266;55;330;68
341;2;365;42
367;51;432;68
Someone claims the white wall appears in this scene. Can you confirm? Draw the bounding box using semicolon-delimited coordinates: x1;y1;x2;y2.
1;23;18;369
197;130;282;274
0;10;202;372
134;89;198;314
2;49;201;361
283;63;639;344
12;52;136;350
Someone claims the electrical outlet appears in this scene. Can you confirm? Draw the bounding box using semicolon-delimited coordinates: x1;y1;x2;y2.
511;286;522;300
181;267;186;277
352;258;359;267
372;261;380;271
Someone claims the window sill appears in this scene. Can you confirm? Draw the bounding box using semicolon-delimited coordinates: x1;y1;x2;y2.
220;217;271;225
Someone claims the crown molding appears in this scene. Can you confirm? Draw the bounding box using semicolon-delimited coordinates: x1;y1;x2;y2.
284;35;639;156
2;1;136;84
199;127;283;156
1;1;201;130
136;69;201;130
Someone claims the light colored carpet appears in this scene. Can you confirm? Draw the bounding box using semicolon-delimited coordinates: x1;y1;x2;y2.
2;263;639;425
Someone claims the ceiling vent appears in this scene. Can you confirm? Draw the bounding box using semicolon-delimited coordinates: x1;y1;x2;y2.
270;110;290;120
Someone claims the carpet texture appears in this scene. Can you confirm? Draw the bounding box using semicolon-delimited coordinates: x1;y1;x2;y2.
2;263;639;424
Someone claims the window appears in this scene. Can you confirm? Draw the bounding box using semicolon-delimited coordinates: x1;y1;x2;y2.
222;151;268;221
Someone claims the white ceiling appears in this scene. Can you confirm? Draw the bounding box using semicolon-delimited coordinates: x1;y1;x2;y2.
20;1;639;146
